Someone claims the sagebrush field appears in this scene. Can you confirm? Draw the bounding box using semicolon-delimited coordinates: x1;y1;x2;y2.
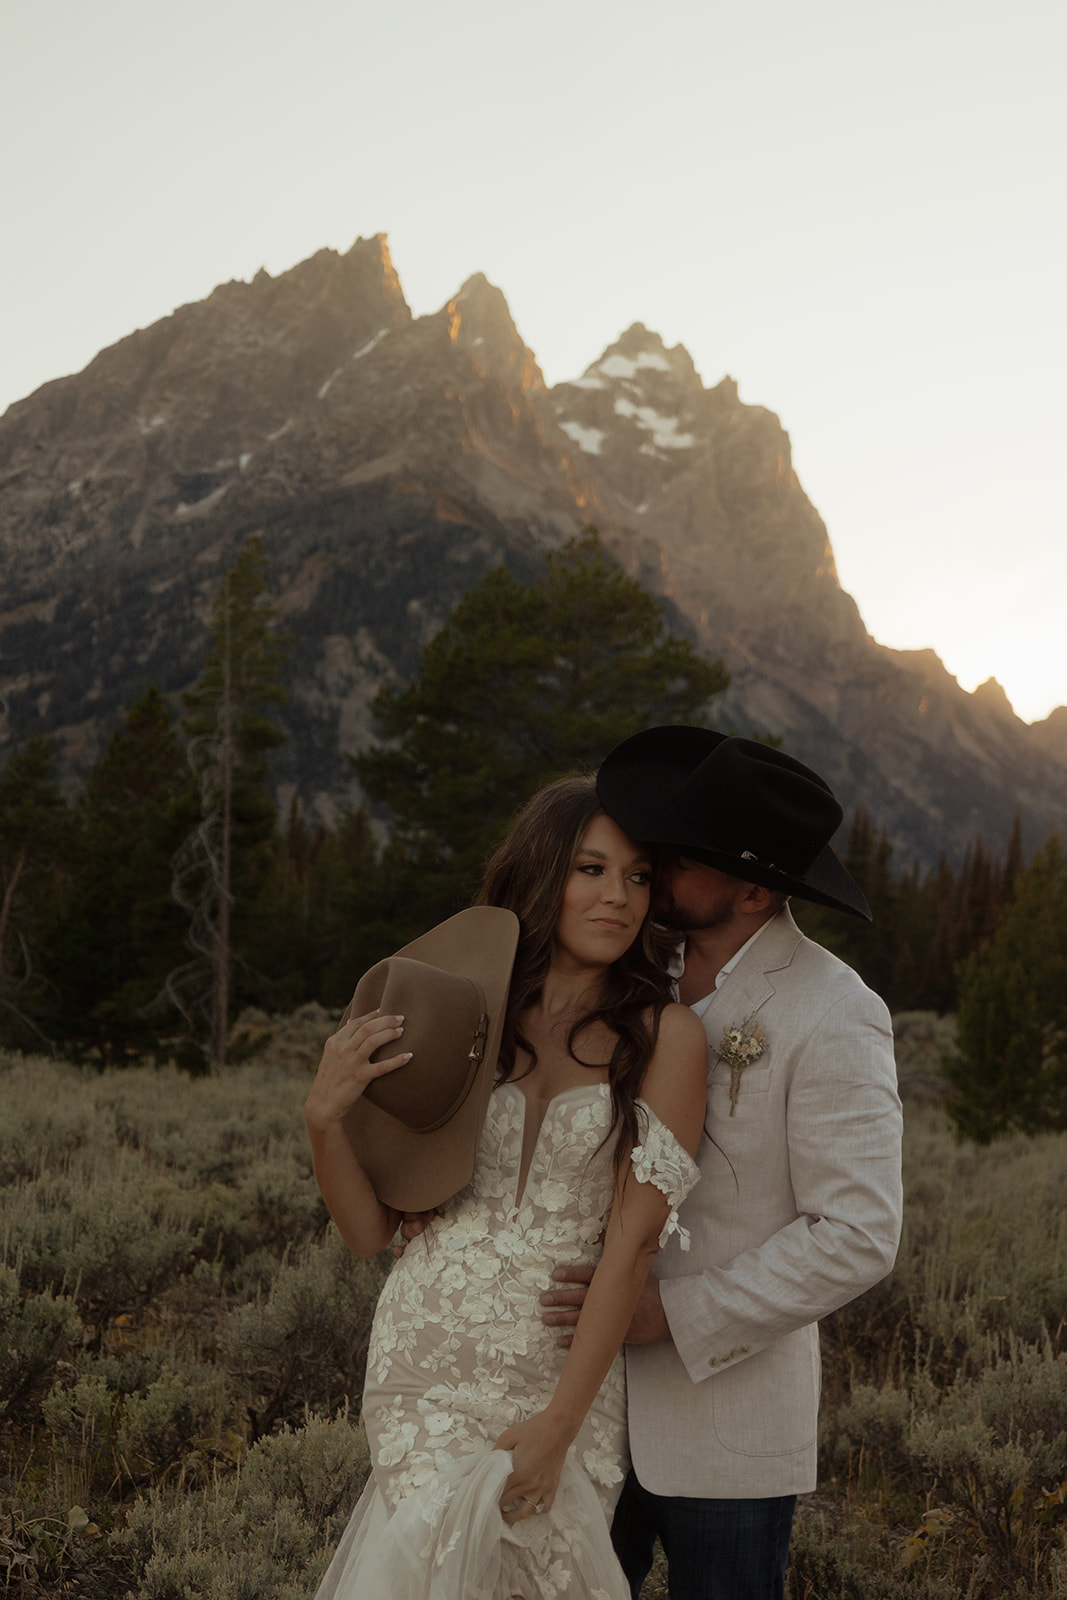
1;1010;1065;1598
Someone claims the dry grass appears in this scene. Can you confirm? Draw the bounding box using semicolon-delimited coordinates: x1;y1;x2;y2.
2;1017;1066;1597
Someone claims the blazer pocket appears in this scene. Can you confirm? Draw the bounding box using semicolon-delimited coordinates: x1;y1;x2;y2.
709;1063;774;1097
711;1328;819;1457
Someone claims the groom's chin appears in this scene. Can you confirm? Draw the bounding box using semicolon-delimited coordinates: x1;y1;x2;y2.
653;891;683;926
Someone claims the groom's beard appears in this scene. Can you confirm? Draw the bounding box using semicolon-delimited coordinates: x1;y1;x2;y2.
653;883;736;933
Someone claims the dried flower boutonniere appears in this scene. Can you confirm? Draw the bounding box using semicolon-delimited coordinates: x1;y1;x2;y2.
718;1016;766;1116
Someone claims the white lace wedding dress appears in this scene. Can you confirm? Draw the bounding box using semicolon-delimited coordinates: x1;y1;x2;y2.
315;1079;699;1600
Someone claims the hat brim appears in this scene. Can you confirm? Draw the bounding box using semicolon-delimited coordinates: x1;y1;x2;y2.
342;907;520;1210
597;727;871;921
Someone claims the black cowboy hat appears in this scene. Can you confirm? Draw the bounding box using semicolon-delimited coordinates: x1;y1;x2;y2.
596;726;871;921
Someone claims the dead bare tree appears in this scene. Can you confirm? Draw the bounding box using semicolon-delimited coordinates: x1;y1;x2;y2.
166;539;287;1073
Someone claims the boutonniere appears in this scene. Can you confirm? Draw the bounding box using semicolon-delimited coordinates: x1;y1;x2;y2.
717;1016;766;1116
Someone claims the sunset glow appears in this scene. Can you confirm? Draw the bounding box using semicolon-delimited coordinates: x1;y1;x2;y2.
1;0;1063;722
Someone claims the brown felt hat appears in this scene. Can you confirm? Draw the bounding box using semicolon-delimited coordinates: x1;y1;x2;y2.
342;906;520;1211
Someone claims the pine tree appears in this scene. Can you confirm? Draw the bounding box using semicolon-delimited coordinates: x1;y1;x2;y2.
1002;809;1023;902
316;807;401;1002
355;531;728;935
240;794;346;1011
168;538;289;1071
0;738;70;1049
947;833;1067;1141
42;686;194;1061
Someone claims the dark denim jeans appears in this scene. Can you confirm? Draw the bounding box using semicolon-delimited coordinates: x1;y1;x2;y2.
611;1469;796;1600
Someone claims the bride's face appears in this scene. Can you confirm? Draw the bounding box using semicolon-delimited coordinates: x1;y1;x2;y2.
553;814;652;969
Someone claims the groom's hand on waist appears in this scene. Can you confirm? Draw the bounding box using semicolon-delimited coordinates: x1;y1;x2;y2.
391;1210;437;1259
539;1266;670;1349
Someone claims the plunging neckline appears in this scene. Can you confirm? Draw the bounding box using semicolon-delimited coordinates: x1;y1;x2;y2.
496;1078;611;1210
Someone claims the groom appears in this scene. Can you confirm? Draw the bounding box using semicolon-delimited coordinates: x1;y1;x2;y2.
541;728;904;1600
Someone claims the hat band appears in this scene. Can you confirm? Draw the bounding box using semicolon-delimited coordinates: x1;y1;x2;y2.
411;1013;489;1135
741;849;779;872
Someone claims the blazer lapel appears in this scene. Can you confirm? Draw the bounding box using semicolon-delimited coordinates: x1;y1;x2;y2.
697;906;803;1049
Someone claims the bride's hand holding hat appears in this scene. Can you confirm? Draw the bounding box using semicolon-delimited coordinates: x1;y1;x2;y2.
337;907;520;1213
306;1010;412;1133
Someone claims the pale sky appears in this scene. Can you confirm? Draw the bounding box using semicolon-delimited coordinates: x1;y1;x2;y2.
3;0;1064;722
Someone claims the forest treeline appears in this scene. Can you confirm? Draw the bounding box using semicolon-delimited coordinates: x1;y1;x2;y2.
0;534;1060;1128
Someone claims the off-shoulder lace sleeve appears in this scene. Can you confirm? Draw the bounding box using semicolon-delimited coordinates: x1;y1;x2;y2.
630;1106;701;1249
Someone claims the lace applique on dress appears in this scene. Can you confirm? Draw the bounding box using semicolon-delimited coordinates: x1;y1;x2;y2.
630;1107;701;1249
316;1081;646;1600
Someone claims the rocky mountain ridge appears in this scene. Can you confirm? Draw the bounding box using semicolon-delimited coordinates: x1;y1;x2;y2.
1;234;1063;866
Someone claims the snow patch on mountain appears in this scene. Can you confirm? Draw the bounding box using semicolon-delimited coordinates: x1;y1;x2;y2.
559;420;606;455
352;327;389;361
597;350;671;380
613;396;695;449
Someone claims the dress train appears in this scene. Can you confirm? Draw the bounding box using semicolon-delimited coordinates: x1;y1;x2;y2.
314;1447;628;1600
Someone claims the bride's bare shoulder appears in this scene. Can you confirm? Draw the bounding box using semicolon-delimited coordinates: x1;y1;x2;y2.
655;1001;707;1050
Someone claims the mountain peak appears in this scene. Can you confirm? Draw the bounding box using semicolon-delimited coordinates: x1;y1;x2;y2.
573;324;702;393
1027;703;1067;769
444;275;544;390
547;322;706;481
972;676;1017;719
342;233;408;313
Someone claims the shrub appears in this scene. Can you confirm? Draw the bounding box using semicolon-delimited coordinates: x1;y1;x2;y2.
117;1362;233;1485
0;1056;104;1185
0;1156;201;1327
946;833;1067;1142
112;1412;368;1600
222;1230;387;1437
191;1160;326;1299
910;1338;1067;1591
44;1354;236;1494
239;1410;371;1525
789;1509;965;1599
41;1373;121;1500
0;1263;82;1417
822;1338;1067;1595
827;1383;921;1501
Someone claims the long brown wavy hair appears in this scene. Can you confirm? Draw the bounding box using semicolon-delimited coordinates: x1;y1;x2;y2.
476;775;677;1176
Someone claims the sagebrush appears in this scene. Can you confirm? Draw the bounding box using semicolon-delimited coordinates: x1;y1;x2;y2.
1;1032;1065;1598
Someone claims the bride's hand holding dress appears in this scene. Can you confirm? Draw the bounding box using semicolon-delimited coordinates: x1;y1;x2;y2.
492;1002;708;1530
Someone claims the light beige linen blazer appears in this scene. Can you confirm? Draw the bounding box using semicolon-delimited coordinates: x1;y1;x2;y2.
625;905;903;1498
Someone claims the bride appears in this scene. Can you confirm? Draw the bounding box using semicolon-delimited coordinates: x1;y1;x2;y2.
304;775;707;1599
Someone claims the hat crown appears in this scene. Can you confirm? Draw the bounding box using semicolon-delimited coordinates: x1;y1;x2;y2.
354;957;489;1132
677;738;842;874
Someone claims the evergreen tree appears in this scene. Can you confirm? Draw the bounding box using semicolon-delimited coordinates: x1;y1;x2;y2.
241;795;350;1012
0;738;69;1049
355;531;729;935
168;538;289;1071
842;808;897;996
1002;809;1023;901
317;807;402;1002
946;833;1067;1142
919;854;962;1013
794;808;1033;1016
42;686;194;1061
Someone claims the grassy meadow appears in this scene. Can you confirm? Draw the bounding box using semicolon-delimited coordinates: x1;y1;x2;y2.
1;1010;1065;1599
